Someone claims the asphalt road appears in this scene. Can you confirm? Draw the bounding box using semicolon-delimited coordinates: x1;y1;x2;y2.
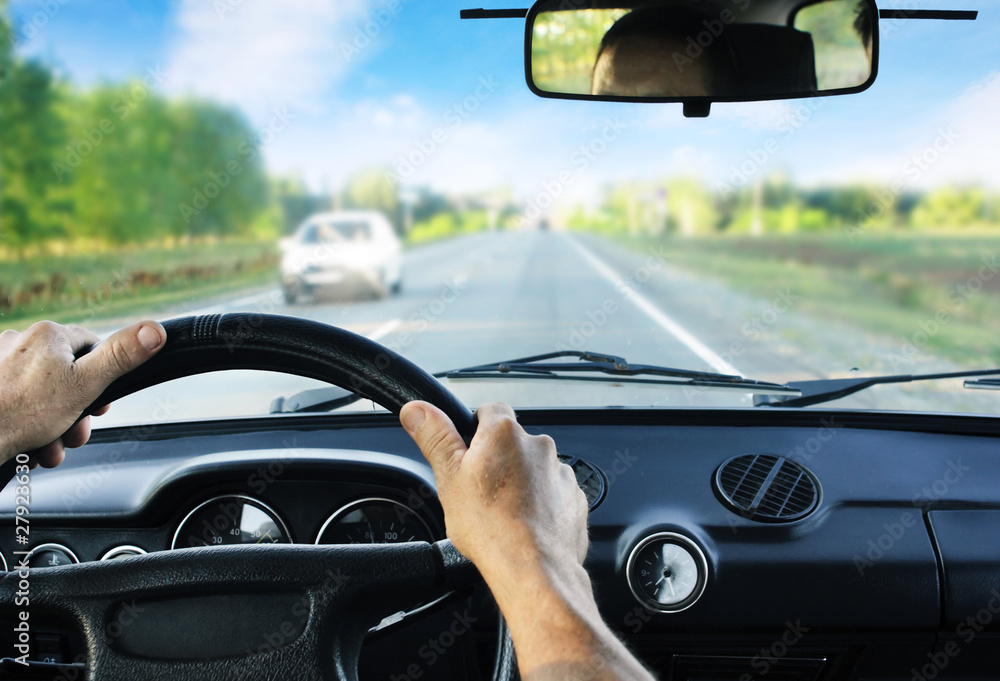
97;231;998;426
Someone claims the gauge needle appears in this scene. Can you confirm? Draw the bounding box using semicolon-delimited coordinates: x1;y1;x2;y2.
368;522;375;543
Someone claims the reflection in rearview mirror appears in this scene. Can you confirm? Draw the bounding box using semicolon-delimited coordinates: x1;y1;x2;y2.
527;0;876;103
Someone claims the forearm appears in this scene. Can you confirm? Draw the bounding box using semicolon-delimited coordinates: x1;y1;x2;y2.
486;557;656;681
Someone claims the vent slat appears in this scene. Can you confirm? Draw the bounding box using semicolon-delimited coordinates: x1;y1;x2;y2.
558;455;605;510
714;454;818;523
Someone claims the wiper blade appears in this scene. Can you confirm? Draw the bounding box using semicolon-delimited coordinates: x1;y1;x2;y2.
440;350;799;396
755;368;1000;408
271;350;805;414
269;385;364;414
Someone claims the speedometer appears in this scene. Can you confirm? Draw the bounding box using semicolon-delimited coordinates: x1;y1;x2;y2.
172;494;291;549
315;497;434;545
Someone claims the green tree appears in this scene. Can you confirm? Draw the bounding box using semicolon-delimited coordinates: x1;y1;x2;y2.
0;46;67;250
911;187;987;229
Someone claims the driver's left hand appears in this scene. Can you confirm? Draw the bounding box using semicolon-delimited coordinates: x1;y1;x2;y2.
0;320;166;468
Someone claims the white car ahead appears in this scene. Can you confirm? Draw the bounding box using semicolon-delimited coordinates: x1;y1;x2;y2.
279;211;403;303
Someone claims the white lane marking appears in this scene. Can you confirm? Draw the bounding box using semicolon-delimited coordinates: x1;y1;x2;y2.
567;237;741;376
366;318;402;341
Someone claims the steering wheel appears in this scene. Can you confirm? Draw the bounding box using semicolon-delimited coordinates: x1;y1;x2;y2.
0;313;494;681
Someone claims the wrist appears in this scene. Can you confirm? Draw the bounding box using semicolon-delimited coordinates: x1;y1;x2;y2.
484;551;604;667
0;432;17;464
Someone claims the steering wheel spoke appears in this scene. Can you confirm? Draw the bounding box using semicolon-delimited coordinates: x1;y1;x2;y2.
0;540;477;681
1;314;484;680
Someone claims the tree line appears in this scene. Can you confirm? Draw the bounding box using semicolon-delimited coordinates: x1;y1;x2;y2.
569;175;999;237
0;4;272;254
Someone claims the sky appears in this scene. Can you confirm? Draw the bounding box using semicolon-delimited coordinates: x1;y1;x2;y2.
8;0;1000;203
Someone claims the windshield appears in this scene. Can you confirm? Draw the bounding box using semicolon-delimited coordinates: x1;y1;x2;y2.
2;0;999;421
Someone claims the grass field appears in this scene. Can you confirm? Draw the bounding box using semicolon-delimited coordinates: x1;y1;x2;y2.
616;231;1000;367
1;240;279;330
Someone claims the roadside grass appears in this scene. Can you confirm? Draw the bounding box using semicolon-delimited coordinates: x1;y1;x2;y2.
613;231;1000;367
1;240;279;330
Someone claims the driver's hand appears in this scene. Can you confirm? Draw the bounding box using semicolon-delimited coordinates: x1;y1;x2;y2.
399;401;589;594
0;320;166;468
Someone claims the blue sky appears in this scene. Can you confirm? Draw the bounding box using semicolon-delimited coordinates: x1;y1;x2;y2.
9;0;1000;202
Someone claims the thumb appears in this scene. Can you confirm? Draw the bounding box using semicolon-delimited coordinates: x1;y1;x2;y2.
75;321;166;392
400;401;467;478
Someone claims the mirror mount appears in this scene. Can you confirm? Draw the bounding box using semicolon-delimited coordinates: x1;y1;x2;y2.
682;101;711;118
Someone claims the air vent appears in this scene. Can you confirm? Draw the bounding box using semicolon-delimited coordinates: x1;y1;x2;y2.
558;454;606;510
714;454;819;522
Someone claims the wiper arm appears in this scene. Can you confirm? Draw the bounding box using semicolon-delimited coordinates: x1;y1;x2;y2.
755;368;1000;408
440;350;799;396
270;385;364;414
272;350;804;414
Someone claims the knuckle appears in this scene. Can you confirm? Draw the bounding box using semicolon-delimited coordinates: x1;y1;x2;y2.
535;433;557;451
492;415;520;439
27;320;60;338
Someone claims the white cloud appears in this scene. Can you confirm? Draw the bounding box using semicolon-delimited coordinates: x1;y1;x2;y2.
164;0;369;123
914;70;1000;188
795;72;1000;189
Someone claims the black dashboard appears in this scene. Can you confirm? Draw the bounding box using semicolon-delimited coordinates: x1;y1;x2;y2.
3;407;1000;681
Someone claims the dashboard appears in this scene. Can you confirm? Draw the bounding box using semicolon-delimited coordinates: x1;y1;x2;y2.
3;407;1000;680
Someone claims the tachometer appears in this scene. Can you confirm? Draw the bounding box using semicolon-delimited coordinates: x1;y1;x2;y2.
315;497;433;545
172;494;291;549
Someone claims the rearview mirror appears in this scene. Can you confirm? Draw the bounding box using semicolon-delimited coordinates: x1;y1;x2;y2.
525;0;877;111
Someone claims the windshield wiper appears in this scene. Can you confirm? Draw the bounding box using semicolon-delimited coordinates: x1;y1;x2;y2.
269;385;361;414
440;350;800;396
271;350;801;414
754;368;1000;408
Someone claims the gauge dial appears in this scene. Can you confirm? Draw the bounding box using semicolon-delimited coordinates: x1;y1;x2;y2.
626;532;708;613
24;543;79;568
315;498;434;545
172;495;291;549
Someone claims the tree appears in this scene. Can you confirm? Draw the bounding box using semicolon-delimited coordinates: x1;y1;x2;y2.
0;40;67;250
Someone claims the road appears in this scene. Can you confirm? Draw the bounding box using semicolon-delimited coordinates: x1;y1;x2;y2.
97;231;997;426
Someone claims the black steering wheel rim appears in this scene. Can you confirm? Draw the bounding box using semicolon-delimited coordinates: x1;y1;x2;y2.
87;313;478;442
0;313;485;681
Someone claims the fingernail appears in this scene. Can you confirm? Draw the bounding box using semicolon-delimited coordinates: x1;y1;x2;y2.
401;405;426;433
138;325;162;351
